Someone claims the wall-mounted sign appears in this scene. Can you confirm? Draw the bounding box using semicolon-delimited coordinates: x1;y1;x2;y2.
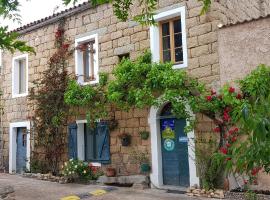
164;139;175;151
161;119;175;139
179;136;188;143
162;127;175;139
161;119;175;131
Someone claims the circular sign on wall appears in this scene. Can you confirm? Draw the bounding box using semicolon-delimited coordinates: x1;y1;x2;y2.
164;139;175;151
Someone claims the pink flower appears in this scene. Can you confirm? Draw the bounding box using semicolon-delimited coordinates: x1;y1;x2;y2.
236;93;242;99
206;96;212;101
211;89;216;95
226;143;231;148
231;136;237;142
223;111;231;122
229;87;235;93
220;147;228;155
213;127;221;133
62;43;70;49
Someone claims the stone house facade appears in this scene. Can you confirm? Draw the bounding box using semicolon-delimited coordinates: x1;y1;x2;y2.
0;0;270;189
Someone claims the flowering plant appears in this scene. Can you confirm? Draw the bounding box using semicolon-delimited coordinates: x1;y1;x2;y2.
62;159;93;182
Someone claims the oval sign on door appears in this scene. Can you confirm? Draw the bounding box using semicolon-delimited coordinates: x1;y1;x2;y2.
164;139;175;151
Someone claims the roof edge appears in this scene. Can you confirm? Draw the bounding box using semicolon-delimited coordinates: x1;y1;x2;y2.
14;2;92;35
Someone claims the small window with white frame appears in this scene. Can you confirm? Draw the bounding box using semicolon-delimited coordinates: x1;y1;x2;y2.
12;54;28;98
75;34;99;85
150;7;187;69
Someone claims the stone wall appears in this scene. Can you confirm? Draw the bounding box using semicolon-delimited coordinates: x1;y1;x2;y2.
218;17;270;85
0;0;224;174
218;16;270;189
2;0;265;175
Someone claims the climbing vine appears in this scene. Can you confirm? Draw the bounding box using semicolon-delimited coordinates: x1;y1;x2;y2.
28;20;72;175
65;51;270;188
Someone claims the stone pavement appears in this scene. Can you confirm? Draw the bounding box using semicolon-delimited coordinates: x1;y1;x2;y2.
0;173;211;200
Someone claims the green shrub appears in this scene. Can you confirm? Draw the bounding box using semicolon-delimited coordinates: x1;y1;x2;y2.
62;159;94;182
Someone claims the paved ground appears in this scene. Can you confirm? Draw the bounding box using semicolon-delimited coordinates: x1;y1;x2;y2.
0;173;209;200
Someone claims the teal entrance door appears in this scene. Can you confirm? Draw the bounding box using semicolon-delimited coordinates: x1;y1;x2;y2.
160;118;190;187
16;127;27;173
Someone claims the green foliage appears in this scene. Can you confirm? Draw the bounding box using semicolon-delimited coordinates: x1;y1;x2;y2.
62;159;94;182
64;74;109;126
213;65;270;181
0;27;35;53
64;49;270;186
107;51;206;123
229;95;270;175
30;156;49;174
198;0;212;15
245;190;258;200
0;1;35;53
195;136;223;190
0;0;20;20
29;22;71;175
240;65;270;99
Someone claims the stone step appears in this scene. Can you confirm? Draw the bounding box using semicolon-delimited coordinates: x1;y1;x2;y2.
97;175;150;189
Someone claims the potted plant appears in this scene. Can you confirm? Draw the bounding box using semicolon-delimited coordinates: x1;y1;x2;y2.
131;150;151;173
139;131;149;140
106;167;116;177
119;133;131;146
108;119;118;131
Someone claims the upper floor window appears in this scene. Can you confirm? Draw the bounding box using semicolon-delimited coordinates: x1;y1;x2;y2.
12;54;28;98
150;7;187;69
75;34;99;85
160;17;183;64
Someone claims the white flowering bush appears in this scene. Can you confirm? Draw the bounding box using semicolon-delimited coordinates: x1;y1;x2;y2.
62;159;93;182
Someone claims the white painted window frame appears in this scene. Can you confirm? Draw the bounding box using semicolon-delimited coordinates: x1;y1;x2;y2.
12;54;28;98
75;120;101;167
150;6;188;69
148;104;199;188
75;34;99;85
9;121;31;174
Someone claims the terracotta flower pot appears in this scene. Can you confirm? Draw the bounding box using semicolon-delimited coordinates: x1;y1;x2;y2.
106;167;116;177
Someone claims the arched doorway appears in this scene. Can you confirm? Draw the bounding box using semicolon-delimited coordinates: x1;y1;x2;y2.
160;103;189;186
148;103;199;188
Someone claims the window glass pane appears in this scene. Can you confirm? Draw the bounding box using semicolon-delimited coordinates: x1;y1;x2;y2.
162;36;171;50
174;33;182;48
175;48;183;62
89;42;95;80
85;125;95;160
83;46;90;81
19;59;26;94
173;19;181;33
163;50;171;62
162;22;170;36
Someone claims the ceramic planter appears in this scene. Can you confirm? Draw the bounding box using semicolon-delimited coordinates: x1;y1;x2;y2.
120;134;131;146
106;167;116;177
139;131;149;140
140;163;151;173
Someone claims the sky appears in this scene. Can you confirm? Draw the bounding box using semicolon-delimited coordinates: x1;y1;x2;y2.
1;0;87;30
